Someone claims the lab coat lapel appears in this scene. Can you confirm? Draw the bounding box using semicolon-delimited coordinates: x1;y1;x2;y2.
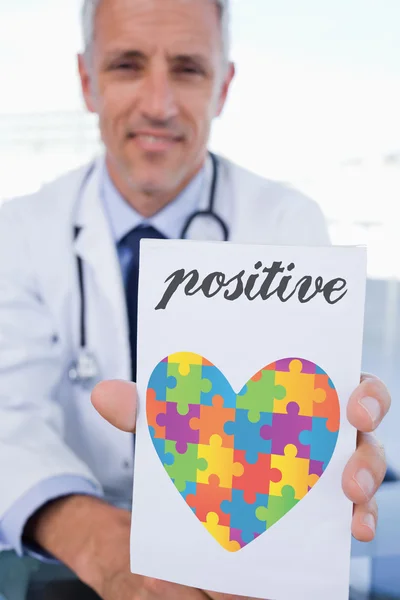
73;159;131;380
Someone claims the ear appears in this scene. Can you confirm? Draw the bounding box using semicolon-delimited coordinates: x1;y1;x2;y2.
77;53;97;114
215;62;236;117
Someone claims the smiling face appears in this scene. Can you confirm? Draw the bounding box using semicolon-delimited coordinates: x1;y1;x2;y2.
79;0;235;208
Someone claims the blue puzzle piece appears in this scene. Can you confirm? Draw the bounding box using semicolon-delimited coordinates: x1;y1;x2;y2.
201;365;236;408
223;409;273;464
147;360;177;401
299;417;338;468
149;426;175;466
221;489;269;544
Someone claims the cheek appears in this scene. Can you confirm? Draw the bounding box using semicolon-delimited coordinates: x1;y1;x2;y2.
96;81;138;130
180;87;220;137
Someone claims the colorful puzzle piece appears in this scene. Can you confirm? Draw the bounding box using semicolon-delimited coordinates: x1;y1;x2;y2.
164;440;208;492
312;373;340;432
203;512;242;552
223;409;274;464
220;489;269;544
274;358;326;416
186;474;231;526
147;359;177;401
147;389;167;439
232;450;282;503
201;365;237;408
270;443;313;500
166;359;212;416
146;354;340;551
299;417;339;468
236;368;286;423
148;427;175;468
255;485;299;530
190;395;235;448
260;402;312;459
197;434;244;488
156;402;200;454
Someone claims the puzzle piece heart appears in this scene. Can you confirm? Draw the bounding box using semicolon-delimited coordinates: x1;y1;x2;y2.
146;353;340;552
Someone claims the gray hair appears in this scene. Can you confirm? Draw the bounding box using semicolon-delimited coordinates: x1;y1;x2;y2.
81;0;231;64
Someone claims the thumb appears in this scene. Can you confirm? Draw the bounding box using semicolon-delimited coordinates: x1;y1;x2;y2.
91;380;137;432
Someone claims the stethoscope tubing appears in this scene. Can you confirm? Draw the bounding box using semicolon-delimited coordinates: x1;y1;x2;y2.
72;152;228;382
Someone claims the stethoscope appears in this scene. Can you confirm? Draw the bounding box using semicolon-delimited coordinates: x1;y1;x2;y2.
68;152;229;386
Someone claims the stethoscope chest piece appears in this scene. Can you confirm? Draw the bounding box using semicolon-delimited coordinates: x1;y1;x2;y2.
68;348;100;388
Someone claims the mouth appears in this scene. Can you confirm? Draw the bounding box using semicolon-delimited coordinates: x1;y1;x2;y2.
128;131;183;153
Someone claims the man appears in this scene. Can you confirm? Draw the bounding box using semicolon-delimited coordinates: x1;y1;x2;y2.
0;0;390;598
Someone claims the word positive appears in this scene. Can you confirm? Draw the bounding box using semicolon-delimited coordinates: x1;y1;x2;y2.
155;261;348;310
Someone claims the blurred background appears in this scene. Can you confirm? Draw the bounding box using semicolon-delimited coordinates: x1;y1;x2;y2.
0;0;399;598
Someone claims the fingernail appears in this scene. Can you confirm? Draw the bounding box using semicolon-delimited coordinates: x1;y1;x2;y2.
363;513;376;535
354;468;375;499
359;396;381;425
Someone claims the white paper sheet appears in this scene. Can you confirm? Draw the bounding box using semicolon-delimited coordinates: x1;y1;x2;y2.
130;240;367;600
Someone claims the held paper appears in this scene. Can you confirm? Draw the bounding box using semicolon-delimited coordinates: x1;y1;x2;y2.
130;241;366;600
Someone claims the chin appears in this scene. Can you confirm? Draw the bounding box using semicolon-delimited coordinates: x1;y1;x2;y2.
138;177;175;196
136;168;181;193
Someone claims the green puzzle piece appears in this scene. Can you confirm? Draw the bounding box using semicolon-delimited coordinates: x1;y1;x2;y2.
166;363;212;415
236;368;286;423
255;485;299;530
164;441;208;492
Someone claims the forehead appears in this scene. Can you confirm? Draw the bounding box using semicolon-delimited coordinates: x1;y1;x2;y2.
94;0;222;57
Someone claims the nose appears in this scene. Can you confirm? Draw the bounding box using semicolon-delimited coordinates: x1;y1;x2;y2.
139;66;179;123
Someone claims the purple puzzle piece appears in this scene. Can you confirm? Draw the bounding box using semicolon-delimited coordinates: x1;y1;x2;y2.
260;402;312;458
309;459;324;477
229;528;246;549
275;357;316;374
156;403;200;454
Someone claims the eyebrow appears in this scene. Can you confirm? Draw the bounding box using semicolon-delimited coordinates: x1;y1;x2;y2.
103;50;146;64
103;49;210;69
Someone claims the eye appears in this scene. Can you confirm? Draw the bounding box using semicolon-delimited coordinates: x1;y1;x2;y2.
116;62;141;71
175;64;205;76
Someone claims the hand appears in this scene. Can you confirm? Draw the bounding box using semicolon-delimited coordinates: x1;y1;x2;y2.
92;373;391;545
76;502;236;600
90;381;267;600
343;372;390;541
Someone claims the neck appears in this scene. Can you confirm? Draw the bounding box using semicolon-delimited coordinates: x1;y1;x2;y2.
105;155;206;219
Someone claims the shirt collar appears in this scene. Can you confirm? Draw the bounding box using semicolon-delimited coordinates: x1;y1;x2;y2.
100;160;205;243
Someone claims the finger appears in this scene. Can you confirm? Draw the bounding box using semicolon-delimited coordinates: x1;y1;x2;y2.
351;497;378;542
91;380;137;432
342;432;386;505
347;373;391;432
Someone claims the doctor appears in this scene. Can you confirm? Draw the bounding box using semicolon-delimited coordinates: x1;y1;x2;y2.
0;0;390;598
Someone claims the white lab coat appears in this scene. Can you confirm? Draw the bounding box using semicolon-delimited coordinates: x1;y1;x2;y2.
0;154;330;545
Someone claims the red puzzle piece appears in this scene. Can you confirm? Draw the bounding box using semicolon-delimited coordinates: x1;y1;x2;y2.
232;450;282;504
190;395;235;448
186;474;232;527
146;388;166;439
